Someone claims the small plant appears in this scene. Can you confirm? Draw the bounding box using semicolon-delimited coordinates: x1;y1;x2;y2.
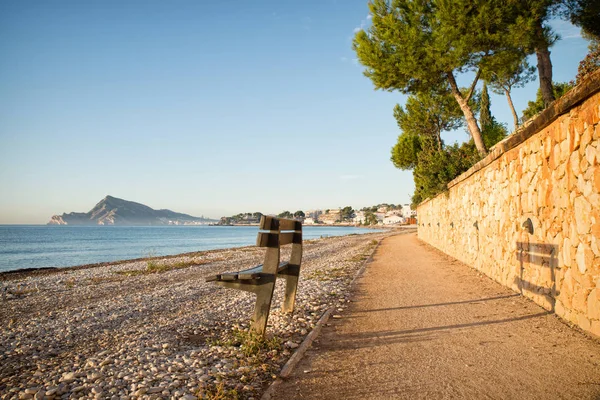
199;380;239;400
114;258;208;276
370;239;378;246
210;328;281;358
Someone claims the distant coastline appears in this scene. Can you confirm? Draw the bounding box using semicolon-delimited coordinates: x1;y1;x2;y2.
0;225;390;275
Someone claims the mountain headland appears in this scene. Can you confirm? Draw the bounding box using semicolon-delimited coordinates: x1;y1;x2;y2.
48;195;216;226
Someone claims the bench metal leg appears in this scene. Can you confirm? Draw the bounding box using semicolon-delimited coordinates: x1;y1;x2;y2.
251;281;276;336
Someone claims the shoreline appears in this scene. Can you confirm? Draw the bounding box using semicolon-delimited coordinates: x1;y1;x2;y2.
0;226;412;281
1;229;414;399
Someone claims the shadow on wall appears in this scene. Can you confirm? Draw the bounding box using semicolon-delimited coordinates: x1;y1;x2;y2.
514;241;559;312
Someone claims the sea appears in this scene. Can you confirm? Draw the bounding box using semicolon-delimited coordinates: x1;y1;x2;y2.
0;225;381;273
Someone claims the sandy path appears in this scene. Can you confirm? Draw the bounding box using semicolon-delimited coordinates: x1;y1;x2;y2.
269;233;600;399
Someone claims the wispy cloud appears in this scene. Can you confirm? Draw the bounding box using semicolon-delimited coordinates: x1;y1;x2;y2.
340;56;348;62
353;14;371;35
552;20;582;40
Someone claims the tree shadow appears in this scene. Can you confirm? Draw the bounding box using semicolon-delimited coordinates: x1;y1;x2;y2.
355;293;519;313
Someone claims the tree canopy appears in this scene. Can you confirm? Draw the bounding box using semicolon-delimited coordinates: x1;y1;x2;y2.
353;0;535;156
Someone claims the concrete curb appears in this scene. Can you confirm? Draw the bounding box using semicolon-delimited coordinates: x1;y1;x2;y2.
260;235;388;400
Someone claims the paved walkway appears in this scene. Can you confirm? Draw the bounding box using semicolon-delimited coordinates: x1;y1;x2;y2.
268;233;600;399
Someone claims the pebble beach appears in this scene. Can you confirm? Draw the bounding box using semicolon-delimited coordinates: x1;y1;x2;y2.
1;229;404;400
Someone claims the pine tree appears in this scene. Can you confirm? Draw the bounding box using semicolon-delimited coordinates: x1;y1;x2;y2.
479;83;492;130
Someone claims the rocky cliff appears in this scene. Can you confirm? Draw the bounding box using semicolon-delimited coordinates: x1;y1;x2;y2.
48;196;216;226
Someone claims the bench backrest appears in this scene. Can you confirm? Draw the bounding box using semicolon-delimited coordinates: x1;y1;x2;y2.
256;216;302;275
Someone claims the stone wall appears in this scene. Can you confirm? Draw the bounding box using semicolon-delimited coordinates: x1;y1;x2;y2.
417;71;600;337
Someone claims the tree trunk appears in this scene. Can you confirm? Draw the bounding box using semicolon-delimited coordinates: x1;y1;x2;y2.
535;23;554;106
504;88;519;131
447;72;487;157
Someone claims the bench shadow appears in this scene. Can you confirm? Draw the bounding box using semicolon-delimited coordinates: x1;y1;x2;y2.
514;242;559;312
355;293;519;313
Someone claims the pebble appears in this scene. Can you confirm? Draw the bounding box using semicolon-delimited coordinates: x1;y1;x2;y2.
0;232;393;399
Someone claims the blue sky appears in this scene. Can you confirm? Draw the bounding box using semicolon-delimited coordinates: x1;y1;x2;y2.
0;1;591;223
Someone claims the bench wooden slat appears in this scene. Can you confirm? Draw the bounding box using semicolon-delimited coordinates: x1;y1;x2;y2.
259;216;279;231
219;272;238;281
279;232;302;245
259;216;301;232
205;262;291;282
256;232;279;248
279;219;302;231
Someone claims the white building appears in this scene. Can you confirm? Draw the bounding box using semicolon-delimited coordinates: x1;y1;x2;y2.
353;211;366;224
383;215;404;225
401;204;417;218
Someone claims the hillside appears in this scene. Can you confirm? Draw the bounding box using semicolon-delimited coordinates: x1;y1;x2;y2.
48;196;216;226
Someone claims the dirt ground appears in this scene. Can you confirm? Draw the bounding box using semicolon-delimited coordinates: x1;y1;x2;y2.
268;233;600;400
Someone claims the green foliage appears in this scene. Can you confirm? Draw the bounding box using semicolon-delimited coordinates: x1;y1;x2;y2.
479;83;492;130
391;134;422;170
340;206;355;222
522;81;575;121
479;84;508;148
411;143;480;206
483;54;536;95
115;258;206;276
393;88;463;150
277;211;293;219
575;40;600;83
363;211;379;226
556;0;600;39
352;0;543;156
293;210;305;218
389;80;506;208
220;212;263;225
199;381;239;400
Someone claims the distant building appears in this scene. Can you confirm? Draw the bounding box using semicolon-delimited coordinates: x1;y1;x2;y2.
383;215;404;225
304;217;316;225
401;204;417;218
304;209;323;219
353;211;366;224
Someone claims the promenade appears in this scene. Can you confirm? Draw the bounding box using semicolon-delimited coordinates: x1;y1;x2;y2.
268;233;600;399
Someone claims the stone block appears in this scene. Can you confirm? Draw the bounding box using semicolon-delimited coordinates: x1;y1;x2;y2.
574;196;592;235
577;314;591;331
585;144;596;166
591;236;600;257
568;123;581;151
555;299;566;318
563;237;572;267
580;124;593;152
594;166;600;193
570;151;581;177
588;289;600;320
573;288;591;312
591;321;600;337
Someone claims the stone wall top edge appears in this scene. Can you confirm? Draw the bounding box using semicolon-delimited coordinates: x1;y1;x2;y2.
418;69;600;210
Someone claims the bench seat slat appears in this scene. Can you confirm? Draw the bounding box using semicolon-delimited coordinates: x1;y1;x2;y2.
219;272;239;281
206;261;290;282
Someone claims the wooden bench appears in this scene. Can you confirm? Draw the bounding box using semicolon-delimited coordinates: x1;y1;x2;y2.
206;216;302;336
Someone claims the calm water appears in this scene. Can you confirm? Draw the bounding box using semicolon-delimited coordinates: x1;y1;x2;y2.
0;225;381;272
